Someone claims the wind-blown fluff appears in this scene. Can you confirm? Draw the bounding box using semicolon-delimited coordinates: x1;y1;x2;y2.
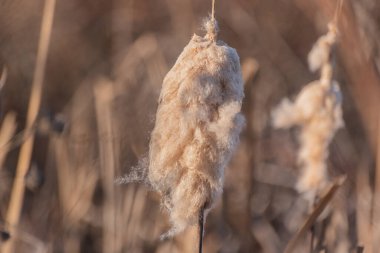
149;17;244;236
272;23;343;202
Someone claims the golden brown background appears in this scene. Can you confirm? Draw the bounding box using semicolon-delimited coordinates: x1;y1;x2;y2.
0;0;379;252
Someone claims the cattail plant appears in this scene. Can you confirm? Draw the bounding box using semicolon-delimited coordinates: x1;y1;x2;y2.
148;3;244;239
272;22;344;202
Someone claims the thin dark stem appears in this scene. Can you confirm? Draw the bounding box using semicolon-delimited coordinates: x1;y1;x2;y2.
310;225;315;253
198;207;205;253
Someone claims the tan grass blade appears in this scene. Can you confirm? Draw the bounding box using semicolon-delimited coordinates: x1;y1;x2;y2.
0;112;17;169
356;156;373;253
284;176;346;253
0;67;7;91
94;79;117;253
372;115;380;251
2;0;56;252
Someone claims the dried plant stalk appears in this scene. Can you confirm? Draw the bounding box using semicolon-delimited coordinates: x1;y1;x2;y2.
0;67;7;91
272;23;344;201
0;112;17;169
94;80;117;253
2;0;56;252
284;176;346;253
149;16;244;236
372;116;380;252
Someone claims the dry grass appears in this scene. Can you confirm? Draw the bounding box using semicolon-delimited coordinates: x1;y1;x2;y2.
2;0;56;252
0;0;380;253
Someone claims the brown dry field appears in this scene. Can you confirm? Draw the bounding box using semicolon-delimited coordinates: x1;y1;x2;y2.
1;0;380;252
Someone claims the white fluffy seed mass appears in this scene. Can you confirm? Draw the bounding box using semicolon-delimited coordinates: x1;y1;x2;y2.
149;18;244;236
308;23;337;73
272;23;343;201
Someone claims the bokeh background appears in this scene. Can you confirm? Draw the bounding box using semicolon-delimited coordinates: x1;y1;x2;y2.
0;0;380;252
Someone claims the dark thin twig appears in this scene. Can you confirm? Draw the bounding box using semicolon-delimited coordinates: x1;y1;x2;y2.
310;198;316;253
198;206;205;253
310;225;315;253
316;216;329;251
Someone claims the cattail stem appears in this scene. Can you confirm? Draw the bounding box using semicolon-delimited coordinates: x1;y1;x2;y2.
211;0;216;21
198;206;205;253
333;0;344;26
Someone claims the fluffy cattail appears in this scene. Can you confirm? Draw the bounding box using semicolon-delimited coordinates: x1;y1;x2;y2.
149;16;244;236
272;23;343;202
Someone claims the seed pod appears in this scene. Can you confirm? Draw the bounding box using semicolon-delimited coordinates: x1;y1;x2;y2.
149;17;244;236
272;23;343;202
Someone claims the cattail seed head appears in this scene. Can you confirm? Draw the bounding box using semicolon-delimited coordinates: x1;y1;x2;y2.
149;17;244;236
272;23;343;202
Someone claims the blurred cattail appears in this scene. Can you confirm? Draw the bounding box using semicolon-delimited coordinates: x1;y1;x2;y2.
148;16;244;236
272;23;343;202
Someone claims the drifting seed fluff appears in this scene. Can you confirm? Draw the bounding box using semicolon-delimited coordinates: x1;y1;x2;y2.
149;17;244;237
272;23;344;201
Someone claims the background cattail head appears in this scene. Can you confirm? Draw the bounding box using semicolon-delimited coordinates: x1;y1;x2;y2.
148;17;244;236
272;24;343;203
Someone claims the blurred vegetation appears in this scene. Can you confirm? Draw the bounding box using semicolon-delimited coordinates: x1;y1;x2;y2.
0;0;380;252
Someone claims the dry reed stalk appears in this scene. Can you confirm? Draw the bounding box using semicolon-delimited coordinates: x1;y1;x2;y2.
251;219;281;253
283;176;346;253
148;10;244;239
94;80;117;253
372;115;380;251
0;67;7;91
52;83;100;250
53;130;98;253
0;112;17;169
272;22;344;202
123;185;137;244
125;186;147;249
53;135;98;225
175;225;198;253
323;179;350;253
356;157;373;253
2;0;56;252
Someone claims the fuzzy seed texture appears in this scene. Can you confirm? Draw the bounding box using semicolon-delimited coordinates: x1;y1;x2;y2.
272;23;343;201
149;18;244;236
